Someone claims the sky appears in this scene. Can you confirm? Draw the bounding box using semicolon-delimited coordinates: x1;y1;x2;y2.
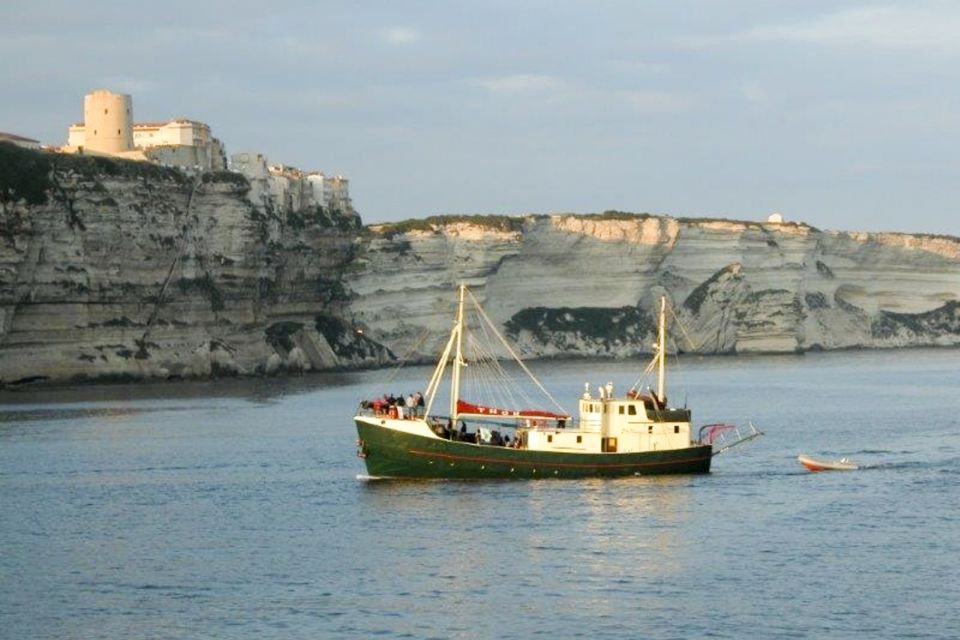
1;1;958;235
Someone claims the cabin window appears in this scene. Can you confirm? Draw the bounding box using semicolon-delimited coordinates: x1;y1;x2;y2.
576;435;582;443
547;435;553;443
618;406;624;415
628;405;636;416
648;425;653;434
674;425;680;434
602;437;618;453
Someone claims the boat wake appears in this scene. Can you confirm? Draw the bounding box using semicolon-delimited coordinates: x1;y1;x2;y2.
356;474;392;481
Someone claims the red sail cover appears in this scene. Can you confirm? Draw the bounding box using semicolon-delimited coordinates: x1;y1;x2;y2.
457;400;568;420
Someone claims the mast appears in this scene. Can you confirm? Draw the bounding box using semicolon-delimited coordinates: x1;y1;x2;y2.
449;283;466;420
657;295;666;404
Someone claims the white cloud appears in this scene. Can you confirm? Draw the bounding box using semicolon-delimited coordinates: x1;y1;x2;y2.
381;27;421;45
741;83;770;107
680;6;960;53
475;74;566;93
622;90;690;112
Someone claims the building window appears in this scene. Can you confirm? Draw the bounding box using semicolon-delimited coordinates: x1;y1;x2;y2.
628;405;636;415
547;435;553;443
618;406;624;415
674;425;680;434
576;435;582;443
648;425;653;433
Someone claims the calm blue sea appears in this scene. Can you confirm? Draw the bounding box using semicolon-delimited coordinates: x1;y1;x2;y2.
2;349;959;639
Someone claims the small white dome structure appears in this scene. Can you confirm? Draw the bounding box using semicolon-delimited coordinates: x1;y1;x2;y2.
767;212;784;224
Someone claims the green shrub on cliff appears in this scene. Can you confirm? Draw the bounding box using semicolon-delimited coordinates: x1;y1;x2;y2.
505;305;654;347
0;142;52;208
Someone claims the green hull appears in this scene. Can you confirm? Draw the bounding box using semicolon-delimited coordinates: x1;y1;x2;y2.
356;420;712;479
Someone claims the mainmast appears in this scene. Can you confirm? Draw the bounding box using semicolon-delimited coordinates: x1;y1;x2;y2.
657;295;666;404
449;283;467;420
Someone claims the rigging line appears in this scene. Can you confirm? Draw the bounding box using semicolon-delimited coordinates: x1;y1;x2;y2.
629;351;659;394
470;328;513;408
374;325;432;391
466;306;516;409
667;303;700;352
466;289;568;415
424;321;459;417
471;309;539;410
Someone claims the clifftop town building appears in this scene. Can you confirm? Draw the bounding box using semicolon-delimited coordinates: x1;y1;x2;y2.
53;88;355;216
230;152;355;217
65;89;226;171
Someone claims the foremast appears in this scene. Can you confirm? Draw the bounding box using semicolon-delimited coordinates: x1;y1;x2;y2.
422;283;468;421
656;295;667;405
450;283;467;420
422;282;567;423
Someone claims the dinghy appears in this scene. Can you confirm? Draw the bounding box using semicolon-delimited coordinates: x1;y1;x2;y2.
797;454;858;472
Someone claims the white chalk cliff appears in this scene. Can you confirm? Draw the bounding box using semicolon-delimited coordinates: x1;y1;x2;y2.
2;142;958;386
346;214;960;359
0;144;389;385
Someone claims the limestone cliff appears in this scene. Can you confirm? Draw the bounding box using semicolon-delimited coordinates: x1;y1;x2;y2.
345;213;960;359
3;142;958;387
0;143;390;385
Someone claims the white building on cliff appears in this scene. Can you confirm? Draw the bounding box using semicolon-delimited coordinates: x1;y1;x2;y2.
230;152;356;217
65;89;226;170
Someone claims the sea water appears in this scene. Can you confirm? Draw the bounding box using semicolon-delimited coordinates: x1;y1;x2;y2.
1;349;958;639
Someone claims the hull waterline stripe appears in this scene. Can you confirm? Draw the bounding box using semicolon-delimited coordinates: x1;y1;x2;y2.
406;448;711;470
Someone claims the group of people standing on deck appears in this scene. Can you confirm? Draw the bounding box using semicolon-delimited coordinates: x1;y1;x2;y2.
433;419;522;448
363;391;425;419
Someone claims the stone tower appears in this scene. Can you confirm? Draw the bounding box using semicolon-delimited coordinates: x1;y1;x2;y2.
83;89;133;153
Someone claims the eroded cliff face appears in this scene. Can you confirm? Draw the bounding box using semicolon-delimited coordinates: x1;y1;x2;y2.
3;143;958;387
345;214;960;359
0;144;389;385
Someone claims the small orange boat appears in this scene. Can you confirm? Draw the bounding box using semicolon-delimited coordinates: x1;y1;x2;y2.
797;454;858;472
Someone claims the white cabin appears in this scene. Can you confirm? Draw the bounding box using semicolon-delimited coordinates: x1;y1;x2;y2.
522;383;693;454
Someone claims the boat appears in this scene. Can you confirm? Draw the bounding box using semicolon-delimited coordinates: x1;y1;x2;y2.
797;454;859;472
354;284;734;479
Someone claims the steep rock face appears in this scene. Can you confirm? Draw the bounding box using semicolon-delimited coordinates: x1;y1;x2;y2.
0;144;388;385
3;142;958;386
344;214;960;359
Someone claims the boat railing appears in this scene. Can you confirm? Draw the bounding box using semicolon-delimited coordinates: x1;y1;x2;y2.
700;422;764;455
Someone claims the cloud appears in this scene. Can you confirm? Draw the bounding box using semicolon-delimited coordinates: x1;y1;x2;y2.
474;74;566;93
622;90;690;112
741;83;770;107
381;26;421;45
680;6;960;53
